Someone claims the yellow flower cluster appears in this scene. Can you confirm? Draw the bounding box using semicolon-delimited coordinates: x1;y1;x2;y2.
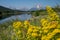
27;26;39;38
42;21;58;30
12;21;23;40
32;33;38;37
13;21;22;28
24;20;30;25
40;18;49;27
24;20;30;28
46;6;59;21
57;38;60;40
12;6;60;40
41;29;60;40
41;6;60;40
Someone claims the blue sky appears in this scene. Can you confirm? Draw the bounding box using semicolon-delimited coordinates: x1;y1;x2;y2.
0;0;60;9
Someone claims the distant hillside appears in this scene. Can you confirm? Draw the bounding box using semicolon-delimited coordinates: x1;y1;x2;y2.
0;6;22;19
29;7;39;11
0;6;14;12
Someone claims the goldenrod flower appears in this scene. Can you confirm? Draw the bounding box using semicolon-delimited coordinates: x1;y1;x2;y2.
13;21;22;28
49;21;58;28
27;27;33;34
48;13;59;20
44;29;48;33
32;33;38;37
57;24;60;28
41;18;49;27
40;18;46;23
33;29;38;33
24;20;30;25
46;6;59;21
45;29;60;40
57;38;60;40
41;36;46;40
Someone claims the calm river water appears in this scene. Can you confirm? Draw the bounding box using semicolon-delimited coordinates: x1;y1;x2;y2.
0;14;32;24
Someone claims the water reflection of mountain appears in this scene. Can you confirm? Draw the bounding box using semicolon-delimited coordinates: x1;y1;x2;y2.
0;14;32;24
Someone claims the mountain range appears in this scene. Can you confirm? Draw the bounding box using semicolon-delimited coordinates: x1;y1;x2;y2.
0;4;42;12
0;6;13;11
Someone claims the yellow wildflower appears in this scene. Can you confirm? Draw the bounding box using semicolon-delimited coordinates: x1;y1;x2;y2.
41;18;49;27
13;21;22;28
24;20;30;25
44;29;48;33
27;27;33;34
57;38;60;40
46;6;59;21
48;13;59;20
32;33;38;37
45;29;60;40
40;18;45;23
33;29;38;33
41;36;46;40
57;24;60;28
49;21;58;28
